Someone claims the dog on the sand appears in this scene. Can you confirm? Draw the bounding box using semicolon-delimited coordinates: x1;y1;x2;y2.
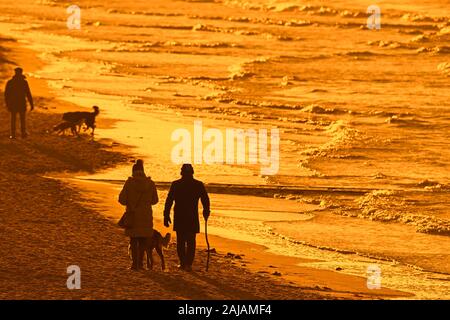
128;230;171;270
53;120;81;136
54;105;100;136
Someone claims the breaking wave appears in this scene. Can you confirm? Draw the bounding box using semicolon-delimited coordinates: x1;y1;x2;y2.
301;104;347;115
384;115;430;128
354;190;450;236
228;56;272;80
302;120;364;158
438;62;450;76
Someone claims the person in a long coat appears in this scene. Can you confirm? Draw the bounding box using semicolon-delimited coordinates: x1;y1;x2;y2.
164;164;210;271
119;160;158;270
4;67;34;139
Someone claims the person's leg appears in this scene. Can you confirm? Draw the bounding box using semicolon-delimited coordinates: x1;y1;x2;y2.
10;112;16;138
185;233;196;270
176;232;187;268
137;237;146;270
130;237;139;270
19;111;27;138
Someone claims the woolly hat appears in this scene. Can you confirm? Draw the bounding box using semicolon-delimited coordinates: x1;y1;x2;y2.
132;159;144;174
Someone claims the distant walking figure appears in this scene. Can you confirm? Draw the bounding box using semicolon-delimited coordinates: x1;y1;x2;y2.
4;67;34;139
119;160;158;271
164;164;210;271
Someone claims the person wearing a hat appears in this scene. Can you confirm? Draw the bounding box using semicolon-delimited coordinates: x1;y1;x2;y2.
4;67;34;139
119;159;159;270
164;164;210;271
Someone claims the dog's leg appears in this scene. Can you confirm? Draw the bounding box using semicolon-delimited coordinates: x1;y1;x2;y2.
145;248;150;269
156;246;165;271
148;248;154;270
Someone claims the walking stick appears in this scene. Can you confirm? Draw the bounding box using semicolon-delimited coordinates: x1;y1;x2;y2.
205;217;210;272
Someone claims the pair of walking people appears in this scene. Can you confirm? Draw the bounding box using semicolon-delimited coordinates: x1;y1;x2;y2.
119;161;210;271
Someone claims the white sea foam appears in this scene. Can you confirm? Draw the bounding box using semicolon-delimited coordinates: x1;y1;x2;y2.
355;190;450;236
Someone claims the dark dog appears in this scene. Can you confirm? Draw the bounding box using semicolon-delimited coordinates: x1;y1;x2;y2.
62;105;100;136
128;230;171;271
53;120;80;136
146;231;171;270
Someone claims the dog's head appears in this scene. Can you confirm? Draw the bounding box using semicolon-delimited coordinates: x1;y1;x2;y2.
162;233;171;248
92;105;100;115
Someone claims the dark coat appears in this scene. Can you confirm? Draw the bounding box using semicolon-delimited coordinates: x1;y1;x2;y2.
164;177;210;234
4;75;33;112
119;172;158;237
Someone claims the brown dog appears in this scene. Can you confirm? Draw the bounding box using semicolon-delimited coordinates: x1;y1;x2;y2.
128;230;171;271
62;105;100;136
146;231;171;270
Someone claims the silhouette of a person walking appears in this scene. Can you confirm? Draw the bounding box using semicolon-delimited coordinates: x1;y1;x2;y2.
4;67;34;139
119;160;158;270
164;164;210;271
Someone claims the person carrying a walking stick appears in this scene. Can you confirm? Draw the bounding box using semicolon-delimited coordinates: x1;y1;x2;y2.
164;164;210;272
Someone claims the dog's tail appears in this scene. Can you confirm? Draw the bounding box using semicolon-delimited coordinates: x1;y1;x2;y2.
92;105;100;115
162;233;171;248
53;122;65;132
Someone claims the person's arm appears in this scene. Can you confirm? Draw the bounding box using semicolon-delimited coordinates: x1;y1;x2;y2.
200;182;210;221
4;81;11;111
118;180;129;206
25;81;34;111
150;180;158;205
163;183;175;226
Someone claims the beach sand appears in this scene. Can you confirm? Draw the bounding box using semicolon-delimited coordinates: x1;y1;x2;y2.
0;36;411;300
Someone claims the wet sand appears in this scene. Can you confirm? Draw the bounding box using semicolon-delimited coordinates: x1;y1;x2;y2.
0;39;326;300
65;177;411;299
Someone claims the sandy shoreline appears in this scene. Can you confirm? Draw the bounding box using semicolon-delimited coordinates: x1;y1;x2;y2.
65;175;412;300
0;32;414;300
